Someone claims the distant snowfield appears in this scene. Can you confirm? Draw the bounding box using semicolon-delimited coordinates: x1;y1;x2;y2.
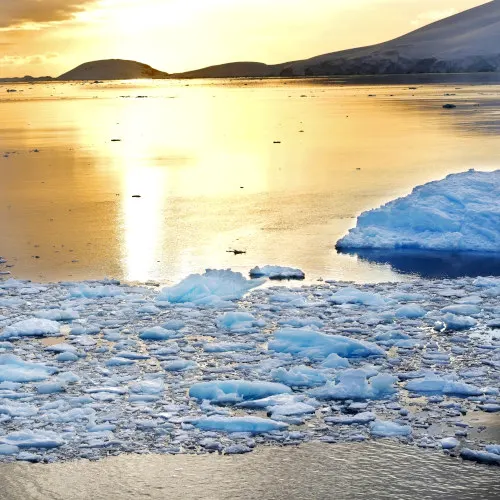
0;270;499;465
337;170;500;253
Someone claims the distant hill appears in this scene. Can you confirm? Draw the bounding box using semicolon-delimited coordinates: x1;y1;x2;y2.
0;76;54;83
169;62;275;79
173;0;500;78
58;59;169;81
33;1;500;81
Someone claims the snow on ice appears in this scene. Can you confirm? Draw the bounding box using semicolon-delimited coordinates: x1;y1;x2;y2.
337;170;500;252
0;270;499;465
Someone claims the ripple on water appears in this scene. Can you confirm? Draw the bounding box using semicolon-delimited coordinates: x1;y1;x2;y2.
1;441;499;500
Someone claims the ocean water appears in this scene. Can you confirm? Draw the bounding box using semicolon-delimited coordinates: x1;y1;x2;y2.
0;78;499;285
1;77;500;499
2;441;500;500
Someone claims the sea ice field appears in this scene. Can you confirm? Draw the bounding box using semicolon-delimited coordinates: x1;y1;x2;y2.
0;268;499;467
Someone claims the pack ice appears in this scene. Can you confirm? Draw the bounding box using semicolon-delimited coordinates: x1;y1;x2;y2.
0;270;499;465
337;170;500;252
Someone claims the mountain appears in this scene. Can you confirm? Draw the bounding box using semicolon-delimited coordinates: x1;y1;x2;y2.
58;59;169;81
47;1;500;81
172;0;500;78
0;76;54;83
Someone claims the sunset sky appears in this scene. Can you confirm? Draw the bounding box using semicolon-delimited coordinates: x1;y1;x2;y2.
0;0;490;77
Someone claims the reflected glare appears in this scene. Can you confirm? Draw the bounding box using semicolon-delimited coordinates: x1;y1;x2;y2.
0;79;499;285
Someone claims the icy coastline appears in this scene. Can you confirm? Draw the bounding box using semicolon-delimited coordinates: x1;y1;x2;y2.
0;270;499;466
337;170;500;252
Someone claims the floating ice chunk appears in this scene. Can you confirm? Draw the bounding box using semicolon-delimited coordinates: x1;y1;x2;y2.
278;317;324;329
45;343;77;353
374;331;410;346
224;444;252;454
460;448;500;466
237;394;310;409
34;309;80;321
395;305;427;319
35;382;65;394
189;380;291;403
137;304;161;315
105;357;136;367
217;312;261;332
114;351;149;360
321;353;351;369
0;355;56;383
405;375;483;396
87;423;116;432
0;402;38;417
192;416;288;433
86;387;128;395
325;412;376;425
204;342;253;353
370;420;412;437
440;313;477;331
0;444;19;455
249;266;305;280
329;288;386;307
139;327;179;341
1;318;61;339
310;370;397;400
130;379;164;395
0;430;64;449
271;365;327;388
70;285;124;298
162;320;185;331
440;437;459;449
269;329;384;361
0;298;24;308
162;359;197;372
441;304;480;316
478;404;500;412
157;269;265;306
270;402;316;417
474;277;500;288
485;445;500;455
70;325;100;336
56;352;79;363
337;170;500;252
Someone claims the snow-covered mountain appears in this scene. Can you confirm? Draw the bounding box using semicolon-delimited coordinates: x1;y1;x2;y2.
173;0;500;77
58;59;169;81
55;1;500;80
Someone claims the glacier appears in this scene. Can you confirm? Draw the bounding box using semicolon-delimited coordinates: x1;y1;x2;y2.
337;170;500;252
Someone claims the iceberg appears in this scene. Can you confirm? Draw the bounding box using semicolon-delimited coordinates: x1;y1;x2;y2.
217;312;261;332
0;430;65;449
325;412;376;425
337;170;500;252
0;355;56;383
405;375;483;396
370;420;412;437
268;328;385;360
249;266;305;280
271;365;327;388
310;370;397;400
189;380;292;403
156;269;265;306
1;318;61;339
460;448;500;466
192;416;288;433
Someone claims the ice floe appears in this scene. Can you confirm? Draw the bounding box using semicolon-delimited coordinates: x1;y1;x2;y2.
0;271;499;465
337;170;500;252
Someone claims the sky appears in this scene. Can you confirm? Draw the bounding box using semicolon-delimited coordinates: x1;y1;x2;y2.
0;0;491;77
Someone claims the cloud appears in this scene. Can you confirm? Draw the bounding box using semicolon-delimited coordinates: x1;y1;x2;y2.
0;53;60;65
0;0;98;29
411;8;458;27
